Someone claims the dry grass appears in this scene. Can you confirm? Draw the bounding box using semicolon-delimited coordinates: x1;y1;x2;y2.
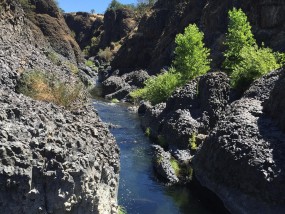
98;47;113;62
18;70;83;109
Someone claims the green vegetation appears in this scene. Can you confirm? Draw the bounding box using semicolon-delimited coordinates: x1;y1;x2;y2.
46;51;61;66
65;62;79;75
170;158;180;176
145;127;151;137
223;8;284;89
111;98;120;103
130;68;181;105
230;46;282;88
189;133;197;150
118;206;127;214
131;24;210;104
173;24;211;80
85;60;95;67
18;70;83;109
223;8;256;73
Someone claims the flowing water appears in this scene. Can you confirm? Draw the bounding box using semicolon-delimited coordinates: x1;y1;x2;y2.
93;99;227;214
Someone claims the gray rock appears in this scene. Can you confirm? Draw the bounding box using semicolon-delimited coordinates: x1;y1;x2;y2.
193;69;285;213
152;145;179;184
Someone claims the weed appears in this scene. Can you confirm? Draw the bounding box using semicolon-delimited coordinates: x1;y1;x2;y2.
145;127;151;137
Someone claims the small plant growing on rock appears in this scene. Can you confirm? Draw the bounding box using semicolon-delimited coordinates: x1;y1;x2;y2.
111;98;120;103
189;133;197;150
173;24;210;80
145;127;151;137
170;158;180;176
85;60;95;67
118;205;127;214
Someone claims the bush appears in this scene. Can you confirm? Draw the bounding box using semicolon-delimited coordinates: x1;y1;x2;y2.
223;8;257;73
130;68;181;105
173;24;210;80
85;60;95;67
98;47;113;62
230;46;282;89
18;70;83;109
189;133;197;150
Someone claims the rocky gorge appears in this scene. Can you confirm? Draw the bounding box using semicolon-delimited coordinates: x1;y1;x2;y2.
0;0;285;213
65;0;285;213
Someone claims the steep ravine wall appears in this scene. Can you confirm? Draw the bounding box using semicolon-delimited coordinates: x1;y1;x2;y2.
0;0;120;213
111;0;285;73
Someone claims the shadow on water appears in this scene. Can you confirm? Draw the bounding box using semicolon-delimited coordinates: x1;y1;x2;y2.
93;98;229;214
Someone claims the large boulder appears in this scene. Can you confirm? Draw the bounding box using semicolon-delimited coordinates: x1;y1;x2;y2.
193;69;285;213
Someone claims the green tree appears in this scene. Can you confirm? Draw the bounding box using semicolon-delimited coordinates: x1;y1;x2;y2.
108;0;124;10
231;46;281;89
173;24;210;80
223;8;256;73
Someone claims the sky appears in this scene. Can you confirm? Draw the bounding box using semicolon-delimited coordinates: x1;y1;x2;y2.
58;0;137;14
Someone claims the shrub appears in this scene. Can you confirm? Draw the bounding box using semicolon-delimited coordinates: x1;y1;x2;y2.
173;24;210;80
170;158;180;176
85;60;95;67
130;68;181;105
98;47;113;62
189;133;197;150
223;8;257;73
18;70;83;109
230;46;282;89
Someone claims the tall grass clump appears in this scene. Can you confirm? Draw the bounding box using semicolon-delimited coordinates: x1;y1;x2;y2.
18;70;83;109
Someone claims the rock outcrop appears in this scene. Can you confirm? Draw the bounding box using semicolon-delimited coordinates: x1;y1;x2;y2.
64;12;104;50
65;8;137;57
140;72;230;149
0;91;119;214
0;0;120;213
101;70;150;101
193;69;285;213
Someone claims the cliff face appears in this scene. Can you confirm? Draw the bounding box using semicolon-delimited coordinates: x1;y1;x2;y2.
111;0;285;73
0;0;119;213
65;8;137;56
24;0;83;63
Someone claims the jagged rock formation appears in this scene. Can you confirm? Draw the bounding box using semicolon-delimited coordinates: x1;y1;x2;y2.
101;70;150;101
139;72;230;149
0;0;120;213
111;0;285;73
193;69;285;213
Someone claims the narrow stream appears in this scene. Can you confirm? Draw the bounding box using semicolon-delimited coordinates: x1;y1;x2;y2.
93;99;223;214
